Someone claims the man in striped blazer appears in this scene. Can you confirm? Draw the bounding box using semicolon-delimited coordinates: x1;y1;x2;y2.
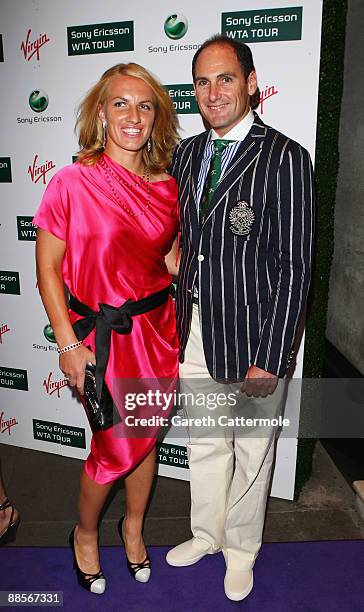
166;35;314;601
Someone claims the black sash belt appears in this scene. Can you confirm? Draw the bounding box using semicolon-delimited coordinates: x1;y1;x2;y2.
69;286;171;401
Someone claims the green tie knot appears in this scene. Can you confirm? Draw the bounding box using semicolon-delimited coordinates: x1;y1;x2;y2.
199;139;234;225
214;139;233;155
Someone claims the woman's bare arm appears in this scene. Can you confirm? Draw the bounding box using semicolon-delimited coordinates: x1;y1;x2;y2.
36;228;95;394
164;237;180;278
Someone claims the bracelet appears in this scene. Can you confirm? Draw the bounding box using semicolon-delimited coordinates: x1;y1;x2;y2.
58;340;83;355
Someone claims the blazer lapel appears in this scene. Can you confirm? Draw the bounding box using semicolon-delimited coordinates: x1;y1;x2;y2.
202;116;267;227
183;131;209;245
190;131;209;208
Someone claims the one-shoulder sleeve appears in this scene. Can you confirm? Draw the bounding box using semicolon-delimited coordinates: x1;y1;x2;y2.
33;173;69;242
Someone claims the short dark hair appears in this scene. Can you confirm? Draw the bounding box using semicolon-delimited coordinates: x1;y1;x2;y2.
192;34;260;110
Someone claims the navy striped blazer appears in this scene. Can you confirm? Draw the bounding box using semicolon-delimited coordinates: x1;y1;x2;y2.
170;113;315;381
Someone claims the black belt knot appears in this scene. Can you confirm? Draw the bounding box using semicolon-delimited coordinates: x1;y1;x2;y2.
69;286;171;401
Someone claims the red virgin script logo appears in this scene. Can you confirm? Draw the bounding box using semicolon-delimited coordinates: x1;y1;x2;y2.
28;155;56;185
43;372;68;398
0;324;10;344
259;85;279;114
0;411;18;436
20;29;50;62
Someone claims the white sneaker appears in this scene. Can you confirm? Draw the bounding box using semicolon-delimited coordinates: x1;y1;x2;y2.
166;538;220;567
224;569;253;601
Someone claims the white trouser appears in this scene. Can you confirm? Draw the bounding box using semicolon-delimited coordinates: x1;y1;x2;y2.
180;304;286;570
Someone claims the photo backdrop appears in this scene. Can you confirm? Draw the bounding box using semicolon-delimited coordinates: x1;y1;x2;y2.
0;0;322;499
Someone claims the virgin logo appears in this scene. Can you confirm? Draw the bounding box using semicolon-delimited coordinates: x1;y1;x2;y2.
43;372;68;398
28;155;56;185
20;29;50;62
0;324;10;344
0;411;18;436
259;85;279;114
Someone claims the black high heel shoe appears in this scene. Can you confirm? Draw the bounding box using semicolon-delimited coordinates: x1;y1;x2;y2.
69;527;106;594
0;498;20;546
118;516;151;583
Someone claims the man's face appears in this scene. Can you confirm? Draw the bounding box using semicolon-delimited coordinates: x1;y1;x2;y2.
194;43;257;137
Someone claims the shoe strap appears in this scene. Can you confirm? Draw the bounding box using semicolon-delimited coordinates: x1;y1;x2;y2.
129;555;151;570
87;570;104;583
0;498;11;512
72;529;104;582
120;515;150;571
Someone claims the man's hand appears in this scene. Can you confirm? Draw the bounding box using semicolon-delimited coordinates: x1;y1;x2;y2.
240;365;278;398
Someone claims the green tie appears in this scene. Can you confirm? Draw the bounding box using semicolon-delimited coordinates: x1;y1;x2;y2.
199;139;232;225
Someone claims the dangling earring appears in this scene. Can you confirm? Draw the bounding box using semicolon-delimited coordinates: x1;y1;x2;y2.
147;137;151;153
102;121;107;148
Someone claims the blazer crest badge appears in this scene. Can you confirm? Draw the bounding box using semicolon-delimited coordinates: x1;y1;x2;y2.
229;201;255;236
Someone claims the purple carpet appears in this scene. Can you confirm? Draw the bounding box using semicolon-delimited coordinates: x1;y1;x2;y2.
1;541;363;611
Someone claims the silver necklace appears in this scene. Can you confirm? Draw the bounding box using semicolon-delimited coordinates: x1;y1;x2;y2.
99;156;151;218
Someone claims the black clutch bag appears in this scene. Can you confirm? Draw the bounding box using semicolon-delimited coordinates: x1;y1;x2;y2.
83;363;121;432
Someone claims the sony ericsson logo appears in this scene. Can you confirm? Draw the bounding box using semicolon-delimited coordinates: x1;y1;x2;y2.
29;89;49;112
164;14;188;39
0;271;20;295
157;442;188;468
67;21;134;56
0;367;28;391
33;419;86;449
17;216;37;241
0;157;12;182
18;91;61;125
44;324;56;343
165;84;198;114
149;14;199;55
33;324;58;352
222;8;303;43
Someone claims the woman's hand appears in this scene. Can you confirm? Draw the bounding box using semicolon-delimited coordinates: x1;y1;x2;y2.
60;345;96;395
165;237;180;278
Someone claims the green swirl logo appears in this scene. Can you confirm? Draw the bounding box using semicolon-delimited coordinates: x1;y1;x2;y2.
29;89;49;113
164;14;188;39
43;323;56;343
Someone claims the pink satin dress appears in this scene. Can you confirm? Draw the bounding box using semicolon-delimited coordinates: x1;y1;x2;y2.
33;153;179;484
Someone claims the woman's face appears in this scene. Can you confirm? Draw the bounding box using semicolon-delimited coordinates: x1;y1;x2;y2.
100;74;156;158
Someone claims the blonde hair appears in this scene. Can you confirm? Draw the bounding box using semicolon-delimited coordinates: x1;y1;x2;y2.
75;63;179;173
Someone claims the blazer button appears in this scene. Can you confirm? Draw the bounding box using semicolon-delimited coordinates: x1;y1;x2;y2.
197;254;204;262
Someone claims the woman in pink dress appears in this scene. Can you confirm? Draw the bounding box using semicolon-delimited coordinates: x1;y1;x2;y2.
34;63;180;594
